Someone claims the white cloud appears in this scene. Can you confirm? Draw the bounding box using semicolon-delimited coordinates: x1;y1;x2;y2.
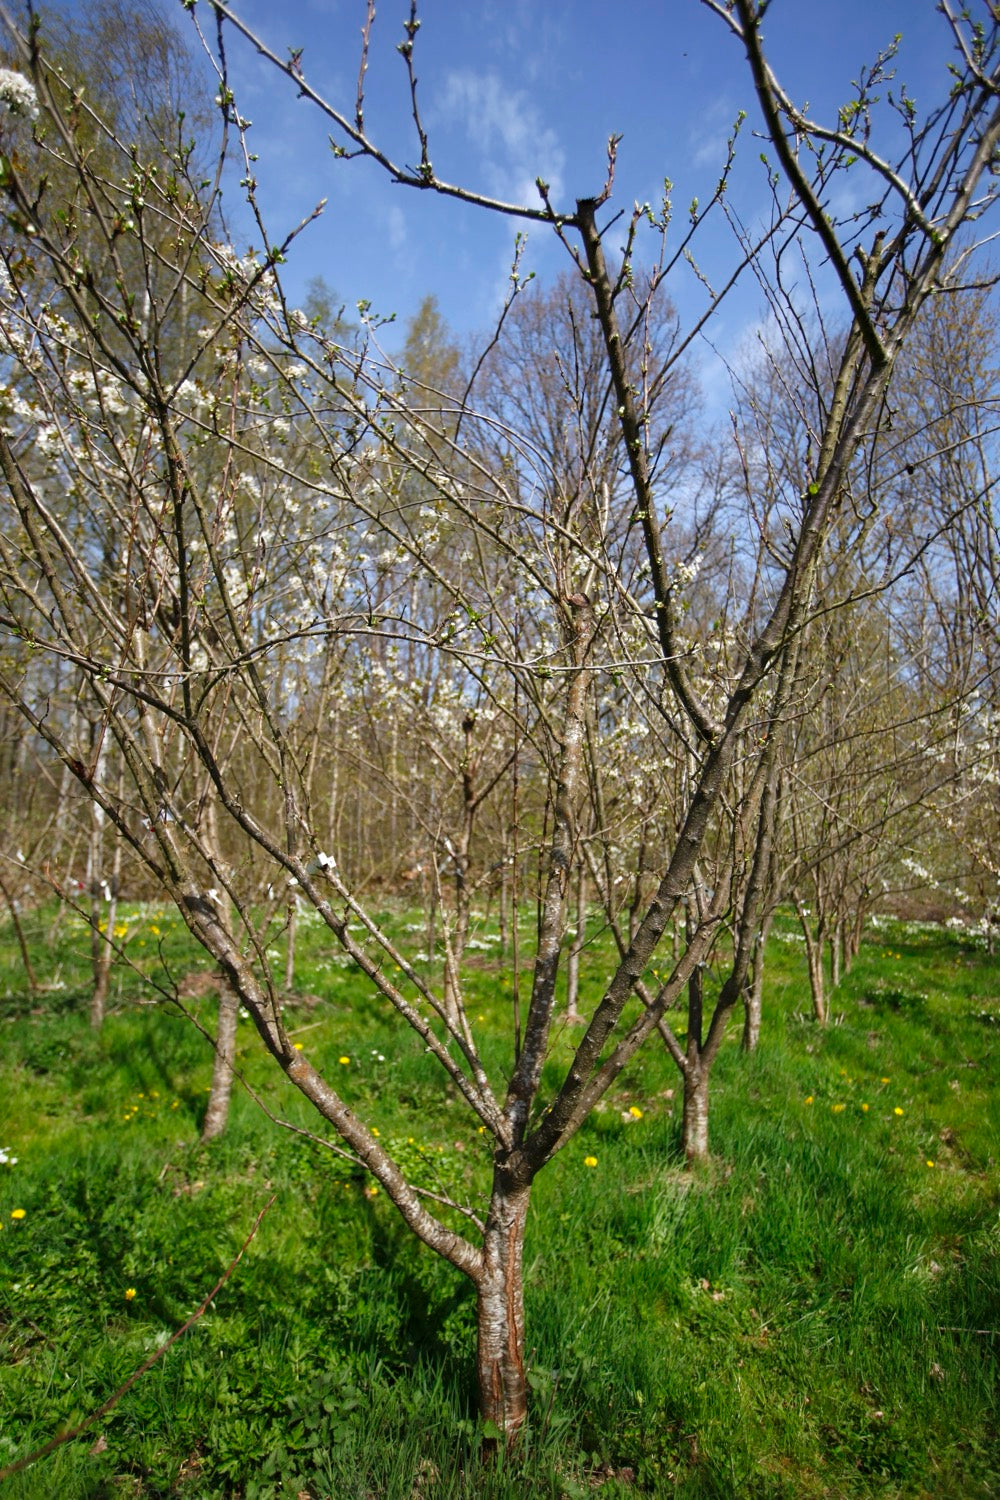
689;98;741;170
385;204;408;252
437;69;566;209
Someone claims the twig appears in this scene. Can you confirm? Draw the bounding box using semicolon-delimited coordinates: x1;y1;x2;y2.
0;1195;276;1483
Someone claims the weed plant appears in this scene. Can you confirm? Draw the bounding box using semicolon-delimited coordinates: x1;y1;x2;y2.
0;904;997;1496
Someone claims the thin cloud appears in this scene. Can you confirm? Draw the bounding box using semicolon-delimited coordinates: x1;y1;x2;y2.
385;203;408;252
437;69;566;209
690;98;742;169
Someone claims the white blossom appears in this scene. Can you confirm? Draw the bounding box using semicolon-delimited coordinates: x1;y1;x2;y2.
0;69;39;121
98;378;130;417
34;423;61;458
235;473;262;500
674;553;703;587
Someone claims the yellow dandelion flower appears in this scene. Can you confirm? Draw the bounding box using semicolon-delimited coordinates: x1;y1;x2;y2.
10;1208;26;1220
338;1056;350;1065
804;1096;814;1105
880;1077;891;1084
926;1160;935;1168
628;1105;643;1119
894;1107;904;1116
831;1103;846;1113
124;1287;136;1301
584;1155;598;1168
293;1043;303;1051
861;1103;869;1112
150;924;160;936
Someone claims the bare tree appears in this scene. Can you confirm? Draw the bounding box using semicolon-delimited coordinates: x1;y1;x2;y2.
1;0;999;1445
879;284;1000;944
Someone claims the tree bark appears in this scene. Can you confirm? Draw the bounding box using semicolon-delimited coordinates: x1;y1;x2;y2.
201;979;239;1142
682;1062;709;1164
0;873;40;996
796;900;828;1024
85;743;114;1028
741;908;774;1053
284;895;298;994
829;924;841;991
476;1181;531;1443
565;865;586;1024
742;947;762;1054
90;817;123;1029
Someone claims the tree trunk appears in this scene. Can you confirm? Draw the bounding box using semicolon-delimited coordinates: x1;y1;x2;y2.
795;899;827;1024
201;980;239;1142
682;1062;709;1164
441;861;469;1031
284;896;297;993
498;852;509;960
90;822;123;1028
565;865;586;1023
742;966;761;1053
829;923;841;991
90;897;114;1028
476;1182;530;1443
0;873;40;997
804;933;827;1024
85;759;113;1027
679;932;711;1163
741;908;774;1053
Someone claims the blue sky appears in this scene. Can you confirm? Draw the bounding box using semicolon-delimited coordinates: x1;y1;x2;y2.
54;0;956;404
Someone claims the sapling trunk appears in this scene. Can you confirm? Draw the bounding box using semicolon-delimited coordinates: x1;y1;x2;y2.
0;874;40;997
795;899;828;1024
475;1181;531;1444
201;981;239;1142
682;1063;710;1164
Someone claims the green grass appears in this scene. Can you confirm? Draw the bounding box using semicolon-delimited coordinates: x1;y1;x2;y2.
0;903;997;1497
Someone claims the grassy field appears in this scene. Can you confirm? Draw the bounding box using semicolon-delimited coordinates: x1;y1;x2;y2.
0;902;997;1498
